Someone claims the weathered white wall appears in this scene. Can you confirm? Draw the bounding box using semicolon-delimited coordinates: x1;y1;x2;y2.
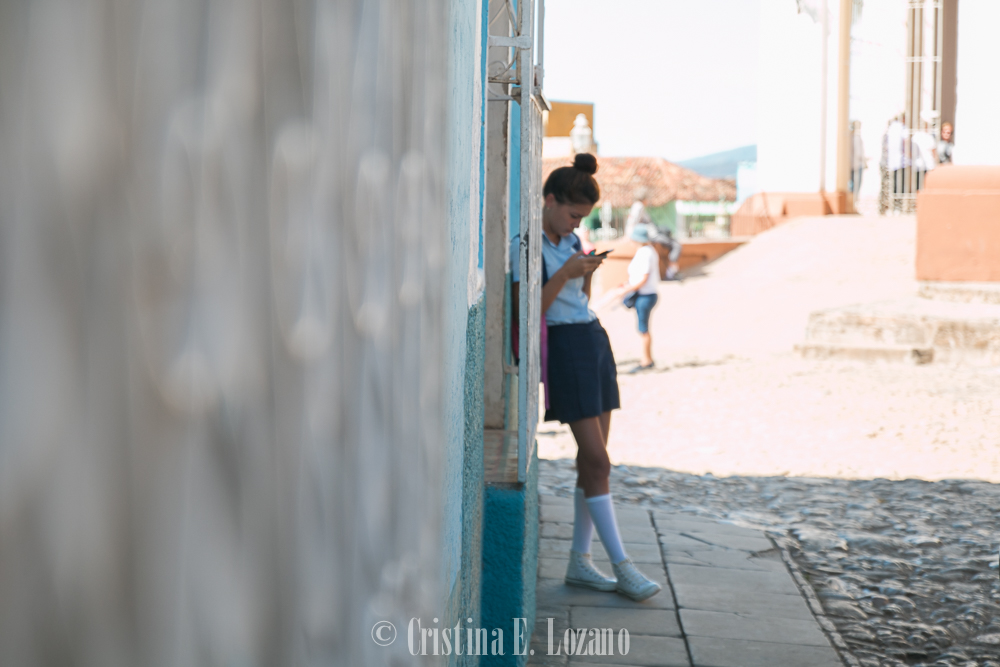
848;0;908;199
953;0;1000;165
756;0;912;198
443;0;486;598
483;10;512;430
0;2;450;664
756;0;843;193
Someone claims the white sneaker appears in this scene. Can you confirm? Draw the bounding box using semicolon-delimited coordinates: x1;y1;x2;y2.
565;550;617;592
612;559;662;602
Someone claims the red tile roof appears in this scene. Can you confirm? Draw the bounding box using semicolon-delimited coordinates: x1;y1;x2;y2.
542;156;736;208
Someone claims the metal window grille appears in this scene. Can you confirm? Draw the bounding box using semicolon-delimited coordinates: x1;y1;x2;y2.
883;0;945;213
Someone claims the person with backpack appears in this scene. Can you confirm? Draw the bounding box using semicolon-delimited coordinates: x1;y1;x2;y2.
657;228;683;281
624;224;661;372
510;153;661;602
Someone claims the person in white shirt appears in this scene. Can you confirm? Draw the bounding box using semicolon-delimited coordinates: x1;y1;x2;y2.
912;121;938;191
937;122;954;164
849;120;867;194
656;229;683;280
883;116;907;195
623;188;651;239
623;224;660;371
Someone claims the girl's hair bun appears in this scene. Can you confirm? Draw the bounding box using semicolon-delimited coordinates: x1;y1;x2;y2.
573;153;598;175
544;154;601;205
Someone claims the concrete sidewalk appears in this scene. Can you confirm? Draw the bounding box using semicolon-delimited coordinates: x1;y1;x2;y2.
527;494;845;667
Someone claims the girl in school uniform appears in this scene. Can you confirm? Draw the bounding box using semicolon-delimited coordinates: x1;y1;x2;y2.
511;153;661;602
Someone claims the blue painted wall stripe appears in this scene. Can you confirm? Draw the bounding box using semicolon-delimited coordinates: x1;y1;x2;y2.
508;101;521;241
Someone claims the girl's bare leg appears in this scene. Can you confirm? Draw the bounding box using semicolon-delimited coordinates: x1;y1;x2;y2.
565;411;619;590
571;411;628;564
572;414;611;496
598;411;611;448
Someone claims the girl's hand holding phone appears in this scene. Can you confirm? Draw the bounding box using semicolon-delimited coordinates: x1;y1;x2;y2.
562;251;605;279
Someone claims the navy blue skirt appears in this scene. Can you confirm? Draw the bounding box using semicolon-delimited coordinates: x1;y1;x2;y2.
545;320;620;424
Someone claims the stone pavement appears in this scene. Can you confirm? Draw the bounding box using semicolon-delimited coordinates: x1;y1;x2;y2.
527;493;845;667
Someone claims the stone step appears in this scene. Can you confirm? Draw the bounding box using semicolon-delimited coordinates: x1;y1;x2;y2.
800;297;1000;365
795;343;934;364
920;280;1000;305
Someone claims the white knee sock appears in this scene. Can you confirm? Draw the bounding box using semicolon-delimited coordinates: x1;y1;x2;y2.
571;487;594;553
585;493;628;564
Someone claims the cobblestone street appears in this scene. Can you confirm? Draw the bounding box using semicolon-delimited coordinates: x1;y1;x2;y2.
538;461;1000;667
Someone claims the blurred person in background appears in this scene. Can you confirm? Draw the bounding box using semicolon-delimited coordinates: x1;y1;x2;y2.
576;215;597;254
624;187;651;239
606;223;660;373
878;120;891;214
849;120;867;195
938;122;954;165
912;121;938;191
656;228;683;281
625;224;660;372
884;114;907;198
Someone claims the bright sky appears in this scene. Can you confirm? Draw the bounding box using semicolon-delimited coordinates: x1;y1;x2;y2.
542;0;761;162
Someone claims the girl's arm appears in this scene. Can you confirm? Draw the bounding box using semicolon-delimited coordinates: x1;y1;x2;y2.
543;252;603;313
513;252;604;318
542;272;570;314
512;270;572;319
512;266;583;318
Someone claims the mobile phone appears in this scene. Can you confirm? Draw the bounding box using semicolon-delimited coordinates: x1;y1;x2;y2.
591;249;612;257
